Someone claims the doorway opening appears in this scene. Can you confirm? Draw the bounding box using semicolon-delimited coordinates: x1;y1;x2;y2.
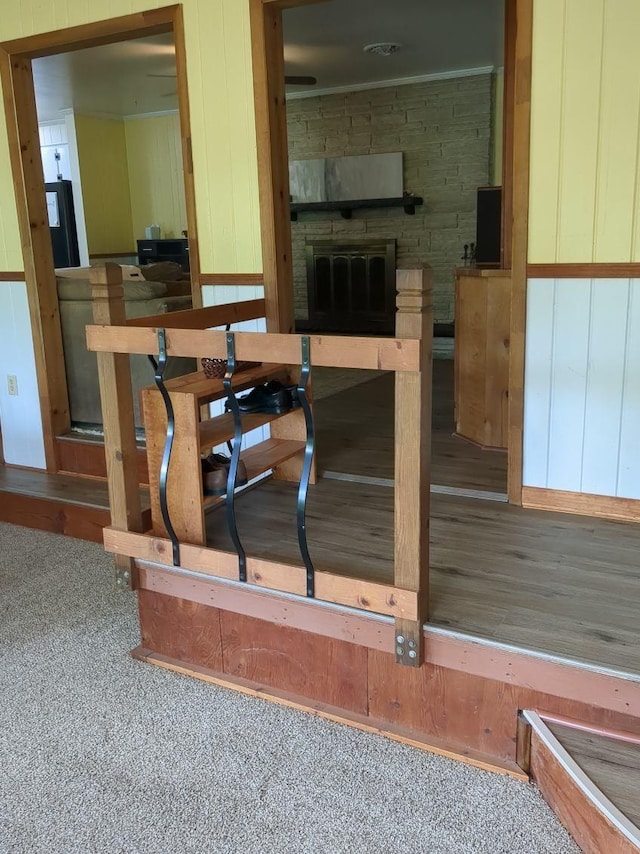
270;0;513;499
0;6;199;470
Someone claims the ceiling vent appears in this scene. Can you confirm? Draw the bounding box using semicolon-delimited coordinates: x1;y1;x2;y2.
363;42;402;57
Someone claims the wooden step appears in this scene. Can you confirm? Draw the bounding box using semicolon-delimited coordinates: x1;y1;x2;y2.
202;438;305;508
55;432;149;483
520;711;640;853
0;465;151;543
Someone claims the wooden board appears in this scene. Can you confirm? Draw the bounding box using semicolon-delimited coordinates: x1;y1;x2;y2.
55;434;149;484
86;326;423;372
103;526;418;620
133;589;640;769
219;609;369;714
138;589;224;673
455;272;511;449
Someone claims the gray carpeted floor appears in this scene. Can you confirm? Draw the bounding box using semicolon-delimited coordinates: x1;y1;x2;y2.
0;521;579;854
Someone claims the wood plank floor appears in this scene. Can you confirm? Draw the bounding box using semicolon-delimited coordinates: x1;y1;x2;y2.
314;360;508;494
547;722;640;830
206;477;640;676
0;466;150;509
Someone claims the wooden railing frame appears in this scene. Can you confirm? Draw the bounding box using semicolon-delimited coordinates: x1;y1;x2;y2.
88;264;432;665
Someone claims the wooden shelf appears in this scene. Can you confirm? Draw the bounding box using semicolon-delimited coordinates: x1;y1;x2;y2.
162;363;291;406
202;438;305;508
199;410;294;453
290;195;423;221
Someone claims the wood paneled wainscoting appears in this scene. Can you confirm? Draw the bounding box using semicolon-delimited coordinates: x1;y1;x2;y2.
132;575;640;775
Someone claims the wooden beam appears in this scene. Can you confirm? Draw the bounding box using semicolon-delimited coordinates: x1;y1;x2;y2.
86;326;422;372
0;50;70;469
126;299;266;329
527;263;640;278
0;7;176;57
102;527;419;620
393;269;432;666
249;0;294;333
173;4;202;309
507;0;533;505
91;265;144;591
501;0;516;270
198;273;264;286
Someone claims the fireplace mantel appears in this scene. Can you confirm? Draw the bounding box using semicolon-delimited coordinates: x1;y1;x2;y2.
290;194;423;221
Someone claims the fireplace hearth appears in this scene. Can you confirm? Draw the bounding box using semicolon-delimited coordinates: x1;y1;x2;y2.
303;239;397;334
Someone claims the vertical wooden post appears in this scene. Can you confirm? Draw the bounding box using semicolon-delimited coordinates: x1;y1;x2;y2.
90;263;143;591
393;268;432;666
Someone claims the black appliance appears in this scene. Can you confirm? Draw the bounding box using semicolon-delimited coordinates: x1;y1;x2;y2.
475;186;502;266
46;180;80;268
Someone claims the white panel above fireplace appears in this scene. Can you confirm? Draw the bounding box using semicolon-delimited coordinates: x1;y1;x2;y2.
289;152;403;203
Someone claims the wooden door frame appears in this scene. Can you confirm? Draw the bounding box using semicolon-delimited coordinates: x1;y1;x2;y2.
249;0;533;504
0;5;200;472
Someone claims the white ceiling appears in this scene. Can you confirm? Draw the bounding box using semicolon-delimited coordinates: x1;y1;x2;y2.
33;0;503;122
33;33;177;122
283;0;504;94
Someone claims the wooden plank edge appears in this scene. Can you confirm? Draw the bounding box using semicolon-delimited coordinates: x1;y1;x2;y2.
198;273;264;286
104;527;418;619
524;710;640;851
0;271;26;281
85;326;423;372
522;486;640;523
527;263;640;279
131;645;528;781
135;562;640;718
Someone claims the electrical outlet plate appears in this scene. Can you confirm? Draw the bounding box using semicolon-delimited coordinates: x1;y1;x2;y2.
7;375;18;396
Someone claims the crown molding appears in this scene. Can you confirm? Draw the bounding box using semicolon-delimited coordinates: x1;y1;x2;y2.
286;65;496;100
123;109;180;120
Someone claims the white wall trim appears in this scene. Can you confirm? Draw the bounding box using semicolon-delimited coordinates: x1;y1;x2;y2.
286;65;495;101
123;109;180;120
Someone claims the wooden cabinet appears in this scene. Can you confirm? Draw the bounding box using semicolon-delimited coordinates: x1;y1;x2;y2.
454;268;511;450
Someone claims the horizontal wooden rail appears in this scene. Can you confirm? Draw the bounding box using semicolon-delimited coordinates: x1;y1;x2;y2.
86;327;422;372
198;273;264;286
126;299;266;329
103;527;419;620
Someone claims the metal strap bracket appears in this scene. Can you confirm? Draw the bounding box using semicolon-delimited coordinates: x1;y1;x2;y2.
148;328;180;567
222;332;247;582
296;335;315;597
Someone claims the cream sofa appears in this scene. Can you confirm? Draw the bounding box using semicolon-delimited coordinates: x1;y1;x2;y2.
57;267;194;429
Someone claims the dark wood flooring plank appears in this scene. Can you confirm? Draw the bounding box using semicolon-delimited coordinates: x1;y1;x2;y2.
206;478;640;675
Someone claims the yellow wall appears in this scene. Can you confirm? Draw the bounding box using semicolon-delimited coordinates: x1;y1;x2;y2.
74;114;134;255
124;112;186;243
0;0;262;274
529;0;640;263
